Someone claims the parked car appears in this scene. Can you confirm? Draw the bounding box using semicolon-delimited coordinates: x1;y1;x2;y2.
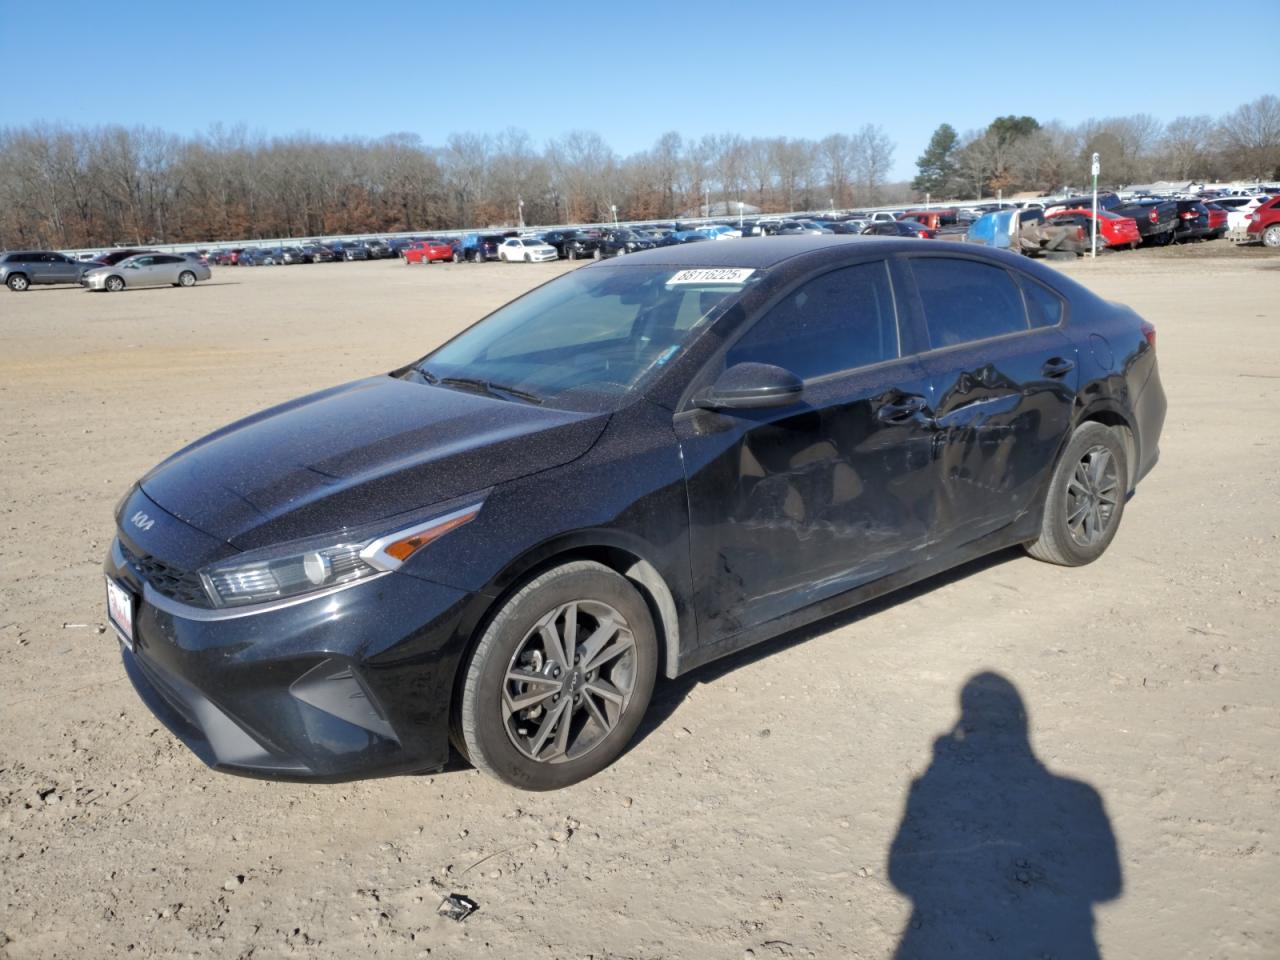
1172;200;1213;242
104;236;1165;789
1203;203;1229;240
82;253;211;292
966;209;1090;256
1239;194;1280;246
1;250;96;291
1109;199;1179;246
454;233;504;263
404;240;455;265
1045;209;1141;249
306;244;340;263
862;220;936;239
599;230;657;258
498;237;559;262
336;242;370;261
93;248;158;267
281;246;312;265
541;230;603;261
1212;195;1271;232
364;239;394;260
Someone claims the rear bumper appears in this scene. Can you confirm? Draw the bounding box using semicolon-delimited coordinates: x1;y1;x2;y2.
106;536;476;781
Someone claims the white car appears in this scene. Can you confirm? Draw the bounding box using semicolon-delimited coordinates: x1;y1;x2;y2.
1212;195;1271;231
498;237;558;262
869;211;903;222
696;225;741;240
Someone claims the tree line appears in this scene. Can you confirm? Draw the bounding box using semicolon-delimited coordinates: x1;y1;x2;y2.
912;95;1280;200
0;123;896;249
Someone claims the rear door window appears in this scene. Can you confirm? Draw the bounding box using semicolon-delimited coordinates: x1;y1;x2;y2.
910;257;1029;349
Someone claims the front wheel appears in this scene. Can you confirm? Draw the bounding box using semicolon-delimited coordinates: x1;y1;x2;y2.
178;270;196;287
105;275;125;293
456;561;657;790
1025;422;1128;566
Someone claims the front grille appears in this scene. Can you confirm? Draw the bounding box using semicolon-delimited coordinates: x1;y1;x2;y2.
119;542;212;608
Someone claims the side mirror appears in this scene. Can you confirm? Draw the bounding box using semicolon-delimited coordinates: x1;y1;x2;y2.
695;362;804;411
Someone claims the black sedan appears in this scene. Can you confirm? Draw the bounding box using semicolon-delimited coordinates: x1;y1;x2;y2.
105;237;1165;790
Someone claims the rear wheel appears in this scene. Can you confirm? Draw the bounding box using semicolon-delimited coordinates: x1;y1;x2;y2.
452;250;461;263
178;270;196;287
456;561;657;790
6;273;29;292
1025;422;1128;566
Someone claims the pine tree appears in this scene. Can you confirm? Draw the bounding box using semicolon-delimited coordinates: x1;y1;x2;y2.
912;124;959;198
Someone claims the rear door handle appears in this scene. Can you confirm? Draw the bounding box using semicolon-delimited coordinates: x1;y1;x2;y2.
876;394;930;422
1042;357;1075;378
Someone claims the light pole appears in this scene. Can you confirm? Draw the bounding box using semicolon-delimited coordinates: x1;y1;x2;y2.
704;188;710;218
1090;152;1101;260
738;201;745;229
517;197;524;228
829;197;835;215
610;204;618;226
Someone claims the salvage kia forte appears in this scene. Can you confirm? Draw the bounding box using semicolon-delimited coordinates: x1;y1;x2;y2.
105;236;1165;790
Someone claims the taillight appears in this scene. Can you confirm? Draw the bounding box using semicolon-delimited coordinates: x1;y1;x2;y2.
1148;209;1159;224
1141;321;1156;349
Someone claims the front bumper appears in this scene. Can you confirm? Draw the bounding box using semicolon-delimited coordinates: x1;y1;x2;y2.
105;531;476;781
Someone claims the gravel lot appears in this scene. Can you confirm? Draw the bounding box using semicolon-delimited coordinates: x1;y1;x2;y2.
1;244;1276;958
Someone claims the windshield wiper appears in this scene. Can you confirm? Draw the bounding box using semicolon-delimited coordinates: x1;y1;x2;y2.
437;375;544;406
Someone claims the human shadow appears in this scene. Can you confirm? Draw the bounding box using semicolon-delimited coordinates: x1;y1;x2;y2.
888;672;1122;959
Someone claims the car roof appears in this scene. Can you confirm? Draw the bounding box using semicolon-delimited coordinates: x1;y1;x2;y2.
604;235;897;268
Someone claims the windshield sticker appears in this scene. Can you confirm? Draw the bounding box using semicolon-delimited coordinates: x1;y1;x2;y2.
666;268;755;285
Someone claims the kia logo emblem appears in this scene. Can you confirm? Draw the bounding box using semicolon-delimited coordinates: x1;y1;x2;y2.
130;510;155;532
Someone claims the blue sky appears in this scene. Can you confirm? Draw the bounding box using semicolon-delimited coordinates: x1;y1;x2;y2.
0;0;1273;180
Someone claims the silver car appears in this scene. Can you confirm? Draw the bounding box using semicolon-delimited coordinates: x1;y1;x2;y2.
82;253;212;292
1;250;93;291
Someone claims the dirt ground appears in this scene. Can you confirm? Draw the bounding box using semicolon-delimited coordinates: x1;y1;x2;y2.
0;243;1276;959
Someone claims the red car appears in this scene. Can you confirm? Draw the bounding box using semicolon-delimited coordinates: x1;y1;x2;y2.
1244;195;1280;247
1203;203;1228;240
1046;208;1141;249
403;240;454;265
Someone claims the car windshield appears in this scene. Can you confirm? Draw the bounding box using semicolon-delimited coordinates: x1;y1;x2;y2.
417;264;759;411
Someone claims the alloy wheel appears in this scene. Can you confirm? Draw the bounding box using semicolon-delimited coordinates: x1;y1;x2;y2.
1065;445;1120;546
502;600;637;764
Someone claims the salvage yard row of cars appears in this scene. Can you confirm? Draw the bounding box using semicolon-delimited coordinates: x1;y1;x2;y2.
3;189;1277;293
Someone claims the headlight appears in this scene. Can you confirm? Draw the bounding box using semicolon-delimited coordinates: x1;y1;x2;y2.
198;501;482;608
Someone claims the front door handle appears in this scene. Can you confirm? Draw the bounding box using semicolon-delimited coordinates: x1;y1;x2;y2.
1041;357;1075;378
876;394;930;423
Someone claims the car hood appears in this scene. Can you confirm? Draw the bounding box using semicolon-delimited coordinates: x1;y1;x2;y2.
139;375;610;550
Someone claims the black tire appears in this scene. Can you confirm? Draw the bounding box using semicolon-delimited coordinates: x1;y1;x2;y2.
456;561;658;790
6;273;29;292
105;275;125;293
1025;422;1128;567
452;250;461;263
524;252;531;262
567;247;577;261
178;270;196;287
1263;224;1280;249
